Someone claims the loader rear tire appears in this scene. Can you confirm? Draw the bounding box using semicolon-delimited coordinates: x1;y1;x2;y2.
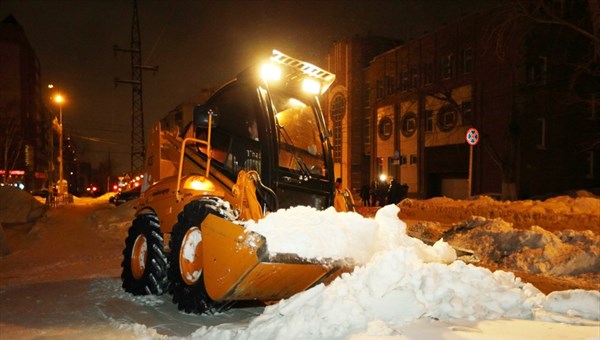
121;213;169;295
169;199;230;314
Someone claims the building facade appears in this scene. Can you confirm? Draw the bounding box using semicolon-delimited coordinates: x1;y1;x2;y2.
0;15;51;192
323;36;400;193
328;5;599;200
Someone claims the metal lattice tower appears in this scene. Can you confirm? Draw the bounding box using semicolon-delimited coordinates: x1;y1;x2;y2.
114;0;157;174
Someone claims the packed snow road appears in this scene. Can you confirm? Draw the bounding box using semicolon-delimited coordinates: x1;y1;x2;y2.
0;198;264;338
1;192;598;339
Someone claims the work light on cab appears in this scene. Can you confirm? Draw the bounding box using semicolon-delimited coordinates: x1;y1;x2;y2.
302;78;321;95
260;63;281;81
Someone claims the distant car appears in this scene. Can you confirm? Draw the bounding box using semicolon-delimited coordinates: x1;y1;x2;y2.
31;188;49;198
110;186;141;206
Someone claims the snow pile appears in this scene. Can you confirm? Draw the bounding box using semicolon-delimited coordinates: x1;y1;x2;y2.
399;194;600;232
245;205;455;265
89;197;137;232
0;186;45;224
442;217;600;276
541;290;600;322
186;205;598;340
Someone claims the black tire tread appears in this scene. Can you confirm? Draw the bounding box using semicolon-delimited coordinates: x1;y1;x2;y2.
121;213;169;296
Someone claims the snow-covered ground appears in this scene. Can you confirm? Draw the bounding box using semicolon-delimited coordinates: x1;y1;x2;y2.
0;187;598;339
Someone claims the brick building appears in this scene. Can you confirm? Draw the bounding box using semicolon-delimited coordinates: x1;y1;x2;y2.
326;4;599;200
0;15;51;191
323;36;400;193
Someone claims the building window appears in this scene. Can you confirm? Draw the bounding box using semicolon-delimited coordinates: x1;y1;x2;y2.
400;155;407;166
463;48;473;74
331;94;346;162
528;56;547;85
441;54;454;80
586;151;595;179
410;67;419;89
590;94;597;121
437;105;458;132
409;154;417;165
401;70;410;91
364;116;371;155
376;80;384;99
386;76;395;95
423;63;434;85
378;116;393;140
536;117;546;149
425;110;434;132
462;101;473;125
401;112;417;137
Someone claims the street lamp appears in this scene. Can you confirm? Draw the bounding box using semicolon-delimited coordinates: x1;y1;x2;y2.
50;89;67;196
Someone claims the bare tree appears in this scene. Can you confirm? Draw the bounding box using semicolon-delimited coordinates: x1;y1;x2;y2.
1;101;22;185
478;0;599;199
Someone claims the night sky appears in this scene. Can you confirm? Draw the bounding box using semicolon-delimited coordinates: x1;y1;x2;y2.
1;0;498;175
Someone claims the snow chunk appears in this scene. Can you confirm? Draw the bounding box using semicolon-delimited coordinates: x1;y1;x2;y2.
542;290;600;321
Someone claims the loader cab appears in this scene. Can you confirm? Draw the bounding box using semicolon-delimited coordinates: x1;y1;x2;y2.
193;60;335;211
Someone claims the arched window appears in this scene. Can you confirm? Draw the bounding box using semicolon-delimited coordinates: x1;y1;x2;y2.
378;116;393;140
331;94;346;162
401;112;417;137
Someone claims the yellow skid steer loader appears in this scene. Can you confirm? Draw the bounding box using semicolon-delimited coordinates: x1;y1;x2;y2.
121;50;355;314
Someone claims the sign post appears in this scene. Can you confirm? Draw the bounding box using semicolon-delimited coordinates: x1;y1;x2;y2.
465;128;479;198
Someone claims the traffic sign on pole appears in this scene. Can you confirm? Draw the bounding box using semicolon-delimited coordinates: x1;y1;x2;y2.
466;128;479;146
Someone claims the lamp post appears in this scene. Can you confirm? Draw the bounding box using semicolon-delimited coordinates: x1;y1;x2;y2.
50;88;66;196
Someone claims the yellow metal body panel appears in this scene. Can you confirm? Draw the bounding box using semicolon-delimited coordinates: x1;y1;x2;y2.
201;214;349;302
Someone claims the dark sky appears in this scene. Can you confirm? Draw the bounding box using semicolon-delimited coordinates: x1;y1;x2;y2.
1;0;498;175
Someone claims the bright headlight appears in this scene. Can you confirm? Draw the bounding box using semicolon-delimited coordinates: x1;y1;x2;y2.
184;176;215;191
261;63;281;81
302;78;321;95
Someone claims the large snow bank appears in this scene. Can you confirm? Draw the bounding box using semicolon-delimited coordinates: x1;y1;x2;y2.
443;217;600;276
0;186;45;224
187;205;599;340
399;194;600;232
245;205;455;265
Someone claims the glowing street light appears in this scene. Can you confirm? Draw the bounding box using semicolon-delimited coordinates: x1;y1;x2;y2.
50;85;67;196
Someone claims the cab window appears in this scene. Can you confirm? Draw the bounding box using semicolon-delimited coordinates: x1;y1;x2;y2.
270;91;326;177
198;84;262;178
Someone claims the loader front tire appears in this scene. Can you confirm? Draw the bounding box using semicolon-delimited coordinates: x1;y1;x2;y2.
121;213;169;295
169;199;229;314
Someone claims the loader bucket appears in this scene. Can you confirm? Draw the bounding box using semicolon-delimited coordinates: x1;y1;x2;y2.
201;213;354;302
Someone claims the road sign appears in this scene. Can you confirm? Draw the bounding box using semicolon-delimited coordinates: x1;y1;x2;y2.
466;128;479;146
